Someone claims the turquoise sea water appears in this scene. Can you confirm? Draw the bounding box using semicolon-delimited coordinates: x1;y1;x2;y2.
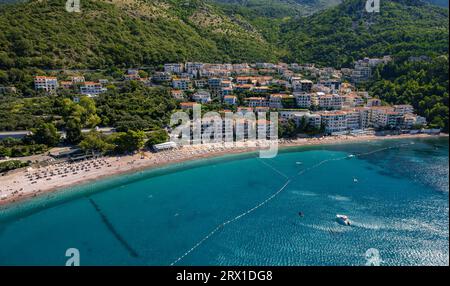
0;138;448;266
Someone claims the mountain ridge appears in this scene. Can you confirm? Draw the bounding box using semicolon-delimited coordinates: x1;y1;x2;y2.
0;0;447;71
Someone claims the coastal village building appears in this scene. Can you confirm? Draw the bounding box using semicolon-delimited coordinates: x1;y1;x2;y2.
152;72;171;82
317;93;345;110
208;78;223;89
252;86;270;93
367;98;382;107
393;104;414;115
278;110;321;130
34;76;58;92
69;76;85;83
171;90;184;100
194;79;208;89
402;114;427;129
234;84;253;92
0;86;17;94
246;97;269;108
294;93;313;108
344;94;365;107
185;62;204;75
318;111;348;133
220;87;233;98
164;63;184;74
192;90;212;103
172;78;191;90
345;110;362;130
351;58;372;83
269;94;294;109
351;56;392;83
237;107;253;114
80;82;107;96
179;102;196;110
369;107;402;128
236;76;257;85
293;79;313;93
60;81;74;89
223;95;237;105
125;69;140;80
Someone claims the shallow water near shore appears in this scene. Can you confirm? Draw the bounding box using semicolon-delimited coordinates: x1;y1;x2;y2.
0;137;448;265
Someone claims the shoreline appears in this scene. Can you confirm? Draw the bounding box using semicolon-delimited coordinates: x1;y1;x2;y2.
0;133;447;208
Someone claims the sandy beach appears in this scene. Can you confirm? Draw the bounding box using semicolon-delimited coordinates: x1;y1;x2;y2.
0;133;447;207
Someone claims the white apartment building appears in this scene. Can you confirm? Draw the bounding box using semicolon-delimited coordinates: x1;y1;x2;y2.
294;92;312;108
345;110;361;130
255;63;276;69
220;87;233;98
320;79;341;91
69;76;85;83
34;76;58;92
246;97;268;108
278;110;310;124
345;95;364;107
192;90;211;104
318;111;348;134
402;114;427;129
292;79;313;92
352;58;372;83
223;95;237;105
80;82;107;96
236;77;256;85
293;113;321;130
185;62;204;74
194;79;208;88
318;94;345;110
370;107;402;128
172;78;191;90
393;104;414;115
171;90;184;100
164;63;184;74
269;94;293;109
356;107;371;129
59;81;73;89
269;94;283;109
208;78;223;89
152;72;171;82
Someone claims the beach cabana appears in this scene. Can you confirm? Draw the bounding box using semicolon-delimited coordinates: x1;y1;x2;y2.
152;142;177;152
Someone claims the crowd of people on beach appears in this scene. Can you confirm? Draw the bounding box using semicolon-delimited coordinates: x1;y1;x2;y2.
0;142;258;202
0;133;444;205
0;157;113;201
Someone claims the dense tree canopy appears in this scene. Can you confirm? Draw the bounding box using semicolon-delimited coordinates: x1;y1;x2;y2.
367;56;449;131
279;0;449;67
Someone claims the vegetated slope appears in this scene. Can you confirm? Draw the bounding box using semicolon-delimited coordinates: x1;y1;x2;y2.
279;0;449;67
0;0;281;70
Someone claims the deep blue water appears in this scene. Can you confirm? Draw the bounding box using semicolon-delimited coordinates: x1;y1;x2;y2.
0;138;448;266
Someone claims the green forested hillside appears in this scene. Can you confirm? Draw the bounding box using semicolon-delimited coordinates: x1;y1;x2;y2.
280;0;449;67
0;0;281;71
367;56;449;131
213;0;342;18
0;0;448;132
0;0;447;71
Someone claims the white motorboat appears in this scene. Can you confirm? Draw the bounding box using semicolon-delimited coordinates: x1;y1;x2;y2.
336;214;351;226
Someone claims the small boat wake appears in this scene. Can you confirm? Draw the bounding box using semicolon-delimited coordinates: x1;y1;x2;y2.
336;214;352;226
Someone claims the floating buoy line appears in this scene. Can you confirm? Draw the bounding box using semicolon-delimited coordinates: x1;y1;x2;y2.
169;142;411;265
